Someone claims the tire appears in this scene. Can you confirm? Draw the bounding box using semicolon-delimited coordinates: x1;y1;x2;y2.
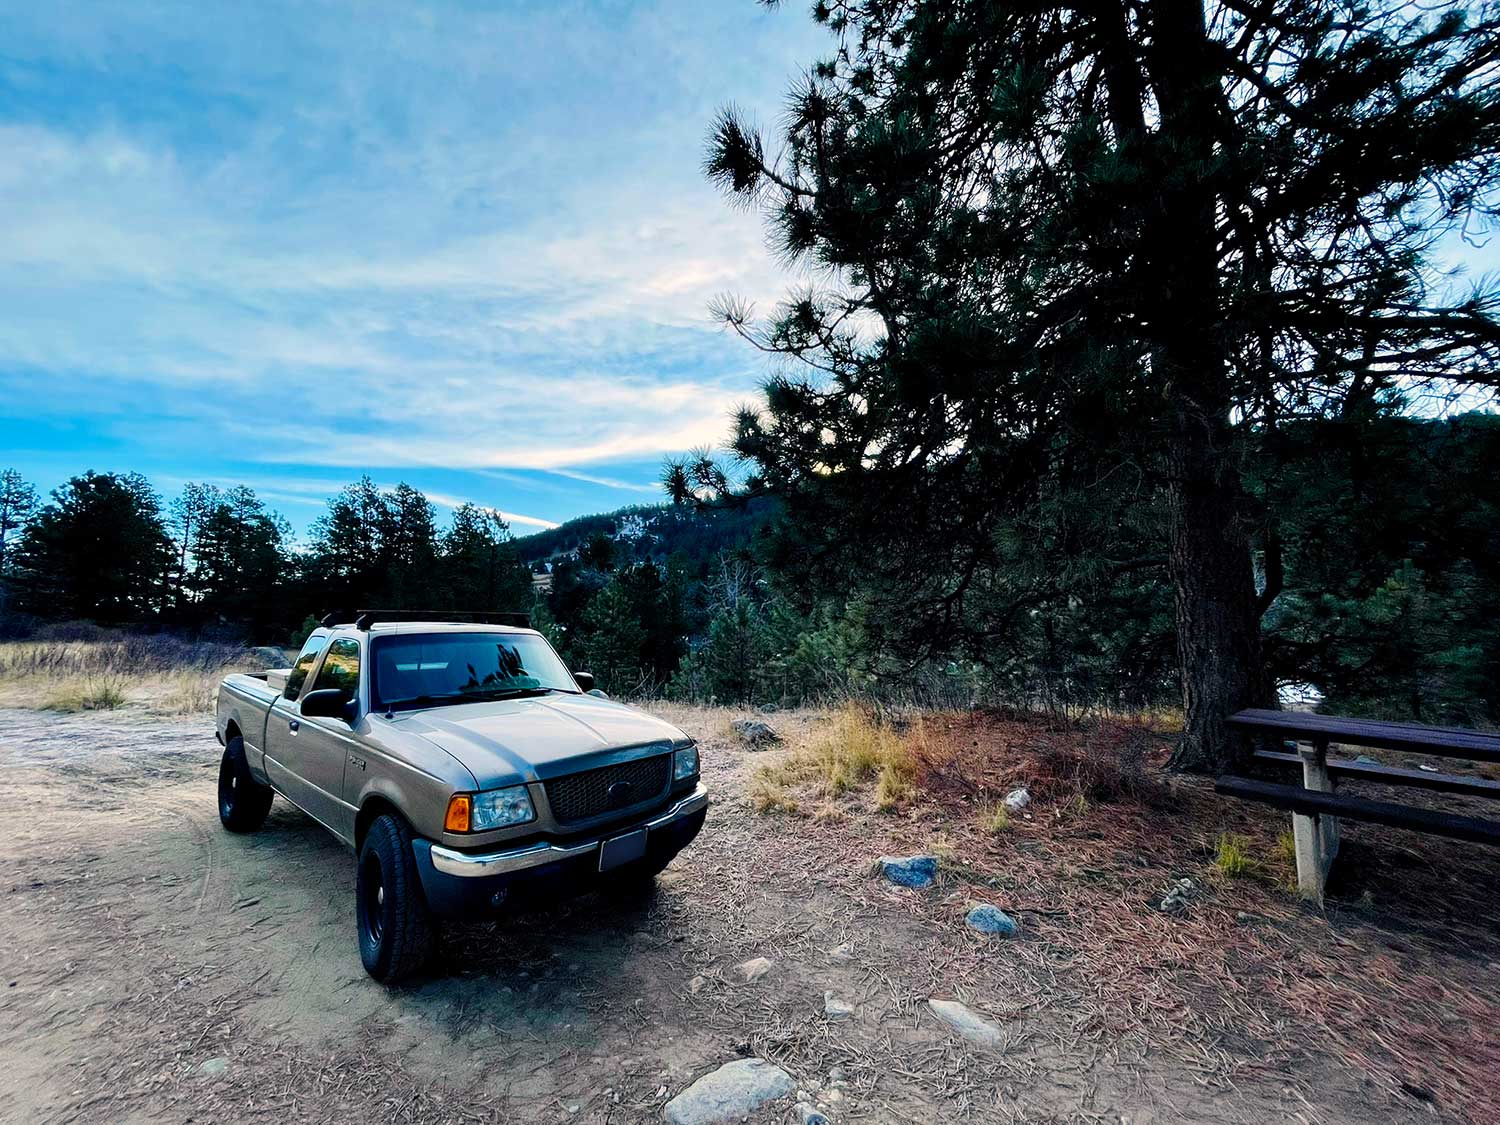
356;814;434;984
218;735;273;833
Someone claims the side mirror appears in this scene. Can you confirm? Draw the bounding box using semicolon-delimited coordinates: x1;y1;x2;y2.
301;688;356;723
573;671;595;692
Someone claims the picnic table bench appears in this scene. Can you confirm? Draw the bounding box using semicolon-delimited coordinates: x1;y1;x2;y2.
1215;708;1500;902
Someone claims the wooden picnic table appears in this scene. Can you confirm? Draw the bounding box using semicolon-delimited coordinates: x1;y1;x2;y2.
1217;708;1500;903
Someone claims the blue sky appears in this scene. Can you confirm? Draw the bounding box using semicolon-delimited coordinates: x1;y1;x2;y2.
0;0;827;538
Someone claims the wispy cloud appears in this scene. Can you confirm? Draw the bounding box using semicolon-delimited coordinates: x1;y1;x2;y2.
421;490;560;530
0;0;825;526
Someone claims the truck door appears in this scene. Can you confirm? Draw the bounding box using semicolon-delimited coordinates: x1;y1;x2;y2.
262;632;327;795
269;636;362;842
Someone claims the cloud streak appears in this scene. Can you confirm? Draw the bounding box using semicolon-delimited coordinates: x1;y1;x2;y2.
0;0;825;526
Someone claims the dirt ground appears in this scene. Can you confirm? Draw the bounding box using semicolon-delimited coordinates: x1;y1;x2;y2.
0;704;1492;1124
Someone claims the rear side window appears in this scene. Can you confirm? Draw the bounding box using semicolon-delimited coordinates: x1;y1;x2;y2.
284;634;328;699
310;638;361;702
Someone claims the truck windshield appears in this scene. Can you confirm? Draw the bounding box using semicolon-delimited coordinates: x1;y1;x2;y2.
371;632;580;711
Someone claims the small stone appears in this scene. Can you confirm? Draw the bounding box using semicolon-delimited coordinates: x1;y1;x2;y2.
198;1057;230;1078
1002;787;1031;811
734;956;773;982
965;903;1019;936
688;974;708;994
1354;755;1379;765
663;1058;796;1125
877;855;938;889
1157;877;1197;916
927;999;1004;1047
730;719;781;748
797;1102;832;1125
827;943;855;963
823;990;855;1020
827;1066;847;1086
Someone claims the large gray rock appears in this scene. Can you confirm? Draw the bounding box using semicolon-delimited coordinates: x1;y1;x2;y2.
927;999;1004;1047
663;1058;796;1125
731;719;781;748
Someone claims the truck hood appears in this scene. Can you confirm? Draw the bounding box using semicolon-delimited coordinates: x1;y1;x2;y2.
389;692;689;789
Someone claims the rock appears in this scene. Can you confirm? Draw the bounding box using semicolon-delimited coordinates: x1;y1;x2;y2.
1354;754;1379;765
927;999;1004;1047
826;1066;847;1086
877;855;938;889
827;943;855;963
1002;787;1031;812
731;719;781;748
198;1057;230;1078
823;990;855;1020
688;975;708;994
1157;877;1197;916
734;956;773;982
663;1058;796;1125
965;903;1019;936
797;1102;832;1125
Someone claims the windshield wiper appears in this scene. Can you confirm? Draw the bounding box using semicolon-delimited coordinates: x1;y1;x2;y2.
458;686;559;701
383;687;562;713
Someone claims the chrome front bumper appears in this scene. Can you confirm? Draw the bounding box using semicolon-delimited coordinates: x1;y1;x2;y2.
427;783;709;878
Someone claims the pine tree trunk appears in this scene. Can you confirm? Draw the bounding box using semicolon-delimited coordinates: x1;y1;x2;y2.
1148;0;1271;773
1164;405;1270;773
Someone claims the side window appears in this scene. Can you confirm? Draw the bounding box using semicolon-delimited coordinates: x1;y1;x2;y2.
284;634;328;699
310;638;361;703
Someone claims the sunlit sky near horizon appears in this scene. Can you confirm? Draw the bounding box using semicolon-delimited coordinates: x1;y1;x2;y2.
0;0;828;539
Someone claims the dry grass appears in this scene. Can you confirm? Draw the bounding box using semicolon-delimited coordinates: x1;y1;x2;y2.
38;674;128;713
0;636;267;715
750;704;920;814
979;801;1010;834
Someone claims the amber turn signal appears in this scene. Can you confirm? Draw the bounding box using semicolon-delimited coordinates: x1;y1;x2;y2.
444;794;472;833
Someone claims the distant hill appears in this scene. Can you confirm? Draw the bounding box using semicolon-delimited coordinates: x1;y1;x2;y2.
515;499;776;576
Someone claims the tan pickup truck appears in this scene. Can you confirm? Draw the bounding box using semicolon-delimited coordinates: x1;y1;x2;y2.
214;612;707;983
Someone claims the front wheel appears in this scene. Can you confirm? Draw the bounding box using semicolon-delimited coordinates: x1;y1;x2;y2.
218;736;273;833
356;814;434;984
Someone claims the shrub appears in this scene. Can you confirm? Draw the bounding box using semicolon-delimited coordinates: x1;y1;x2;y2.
1213;833;1257;878
42;675;127;712
749;704;921;813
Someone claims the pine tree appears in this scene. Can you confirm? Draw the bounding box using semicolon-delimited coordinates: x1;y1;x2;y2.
15;472;172;624
694;0;1500;770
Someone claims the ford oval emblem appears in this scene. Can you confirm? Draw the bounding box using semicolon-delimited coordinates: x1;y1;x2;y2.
606;780;634;808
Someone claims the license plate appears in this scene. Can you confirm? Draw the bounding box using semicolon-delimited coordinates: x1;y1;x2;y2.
599;829;648;872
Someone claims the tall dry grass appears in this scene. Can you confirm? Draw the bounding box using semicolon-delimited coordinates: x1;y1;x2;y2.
0;635;273;714
749;703;921;814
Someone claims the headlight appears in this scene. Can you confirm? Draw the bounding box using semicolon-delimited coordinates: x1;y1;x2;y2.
470;785;536;831
673;745;699;781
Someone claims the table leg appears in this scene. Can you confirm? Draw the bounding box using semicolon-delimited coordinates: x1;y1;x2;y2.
1293;736;1338;903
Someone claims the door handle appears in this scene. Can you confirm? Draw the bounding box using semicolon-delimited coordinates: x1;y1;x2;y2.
288;719;300;732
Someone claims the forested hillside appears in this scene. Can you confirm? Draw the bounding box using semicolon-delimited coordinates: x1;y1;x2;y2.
1;411;1498;722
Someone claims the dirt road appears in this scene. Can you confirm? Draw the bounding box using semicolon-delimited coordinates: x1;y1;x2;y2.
0;706;1445;1123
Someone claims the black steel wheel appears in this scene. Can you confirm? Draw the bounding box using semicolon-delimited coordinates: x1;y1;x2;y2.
355;813;433;984
217;735;273;833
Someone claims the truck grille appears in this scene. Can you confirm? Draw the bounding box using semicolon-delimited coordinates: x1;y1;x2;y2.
545;753;671;824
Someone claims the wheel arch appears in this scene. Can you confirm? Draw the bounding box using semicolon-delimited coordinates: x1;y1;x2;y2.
356;794;407;852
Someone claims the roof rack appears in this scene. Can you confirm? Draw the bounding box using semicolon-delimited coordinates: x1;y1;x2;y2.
320;609;532;631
